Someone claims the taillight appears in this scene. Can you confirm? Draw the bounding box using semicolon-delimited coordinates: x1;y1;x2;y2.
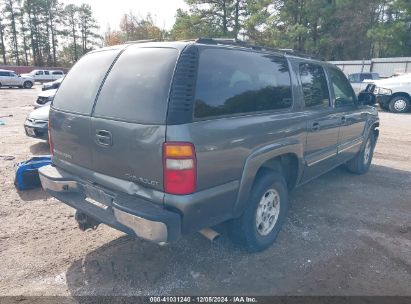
163;142;196;195
48;120;54;155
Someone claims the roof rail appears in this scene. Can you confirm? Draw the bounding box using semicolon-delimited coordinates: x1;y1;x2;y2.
194;37;319;60
123;39;158;44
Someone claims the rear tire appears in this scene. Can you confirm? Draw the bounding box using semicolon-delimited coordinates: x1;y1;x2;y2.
23;81;33;89
388;96;410;113
228;171;288;252
345;131;376;175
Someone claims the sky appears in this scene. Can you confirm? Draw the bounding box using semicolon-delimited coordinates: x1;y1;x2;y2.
61;0;188;31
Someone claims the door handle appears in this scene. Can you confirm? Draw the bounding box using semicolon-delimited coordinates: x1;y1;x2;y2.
311;122;320;132
95;130;112;146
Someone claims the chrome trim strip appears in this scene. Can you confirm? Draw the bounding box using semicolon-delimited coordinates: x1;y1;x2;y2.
307;151;337;167
338;137;363;154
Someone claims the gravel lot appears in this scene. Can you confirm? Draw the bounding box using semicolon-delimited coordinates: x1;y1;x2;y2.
0;86;410;297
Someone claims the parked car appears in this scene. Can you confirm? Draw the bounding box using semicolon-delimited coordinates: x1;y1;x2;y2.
24;104;50;140
21;69;64;83
348;72;380;95
368;73;411;113
42;77;64;91
34;89;57;109
38;39;379;252
0;69;34;89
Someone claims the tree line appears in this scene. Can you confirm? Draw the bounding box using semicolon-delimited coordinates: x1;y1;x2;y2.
105;0;411;61
2;0;410;68
0;0;101;67
168;0;411;60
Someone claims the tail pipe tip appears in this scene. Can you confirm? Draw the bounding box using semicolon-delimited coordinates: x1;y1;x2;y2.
199;227;220;242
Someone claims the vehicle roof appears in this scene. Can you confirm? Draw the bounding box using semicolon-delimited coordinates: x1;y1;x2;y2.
92;38;326;63
0;69;15;72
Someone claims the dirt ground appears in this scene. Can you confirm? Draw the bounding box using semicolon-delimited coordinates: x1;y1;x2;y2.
0;85;410;297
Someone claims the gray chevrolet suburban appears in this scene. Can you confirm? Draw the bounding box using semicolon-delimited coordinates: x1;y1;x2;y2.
39;38;379;252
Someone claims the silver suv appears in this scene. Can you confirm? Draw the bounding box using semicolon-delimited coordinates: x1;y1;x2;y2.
39;39;379;252
0;69;34;89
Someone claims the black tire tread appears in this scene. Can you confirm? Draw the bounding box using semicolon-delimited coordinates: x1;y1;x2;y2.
228;171;288;252
346;131;375;174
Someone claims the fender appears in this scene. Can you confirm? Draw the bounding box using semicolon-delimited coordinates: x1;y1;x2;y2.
232;137;305;217
361;110;380;149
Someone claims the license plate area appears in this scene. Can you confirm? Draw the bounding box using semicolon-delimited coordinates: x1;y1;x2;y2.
83;184;113;209
26;127;36;136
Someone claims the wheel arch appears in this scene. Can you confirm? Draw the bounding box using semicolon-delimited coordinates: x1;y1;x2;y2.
233;140;304;217
391;92;411;101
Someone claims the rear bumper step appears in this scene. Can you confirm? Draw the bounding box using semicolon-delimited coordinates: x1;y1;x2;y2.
38;165;181;243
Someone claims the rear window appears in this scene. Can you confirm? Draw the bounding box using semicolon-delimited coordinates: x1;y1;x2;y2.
194;48;292;119
52;50;120;114
94;47;179;124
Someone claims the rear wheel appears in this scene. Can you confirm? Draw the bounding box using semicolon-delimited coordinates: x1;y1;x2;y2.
228;171;288;252
23;81;33;89
388;96;410;113
345;131;375;174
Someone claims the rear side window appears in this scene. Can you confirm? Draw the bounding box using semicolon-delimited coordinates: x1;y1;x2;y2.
360;73;372;81
328;67;356;107
299;63;330;108
53;50;119;114
194;49;292;119
94;47;179;124
52;71;63;75
0;71;10;76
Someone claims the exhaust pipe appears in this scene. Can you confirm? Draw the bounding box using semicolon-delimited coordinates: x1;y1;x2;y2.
199;227;220;241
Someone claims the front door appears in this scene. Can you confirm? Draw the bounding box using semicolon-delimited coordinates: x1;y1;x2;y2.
298;62;342;182
327;67;366;163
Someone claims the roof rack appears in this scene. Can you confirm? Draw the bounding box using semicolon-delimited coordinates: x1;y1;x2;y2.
194;37;319;60
123;39;158;44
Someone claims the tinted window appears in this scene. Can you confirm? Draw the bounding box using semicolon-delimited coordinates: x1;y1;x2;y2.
0;71;10;76
94;47;178;124
194;49;292;118
360;73;372;81
36;71;43;75
53;50;119;114
44;71;50;75
328;67;356;107
348;74;360;83
52;71;63;75
299;63;330;108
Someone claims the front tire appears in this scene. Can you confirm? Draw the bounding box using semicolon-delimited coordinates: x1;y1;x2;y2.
228;171;288;252
388;96;410;113
345;131;376;174
23;81;33;89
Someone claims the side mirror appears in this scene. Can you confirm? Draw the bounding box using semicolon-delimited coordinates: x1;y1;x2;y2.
358;92;376;106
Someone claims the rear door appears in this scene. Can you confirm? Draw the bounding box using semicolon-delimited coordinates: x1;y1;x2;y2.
90;46;179;192
50;48;123;171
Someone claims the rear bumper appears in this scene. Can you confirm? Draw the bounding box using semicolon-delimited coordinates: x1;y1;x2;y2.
38;165;181;243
